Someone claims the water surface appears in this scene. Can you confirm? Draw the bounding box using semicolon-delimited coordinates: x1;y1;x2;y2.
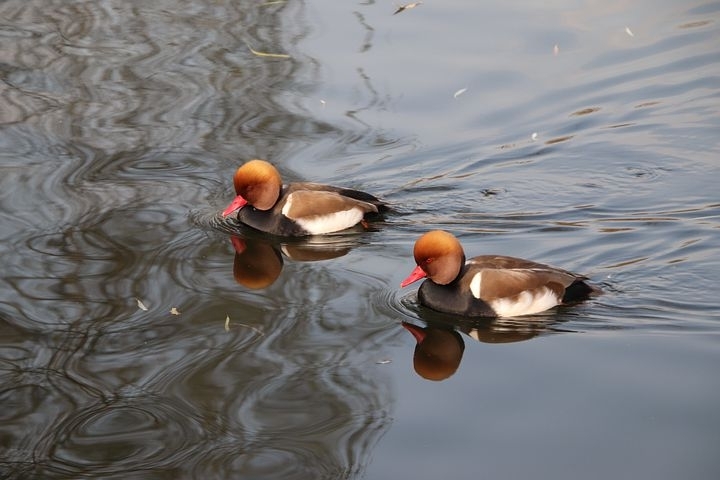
1;0;719;479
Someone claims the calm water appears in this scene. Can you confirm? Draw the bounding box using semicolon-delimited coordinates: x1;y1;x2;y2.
1;0;719;478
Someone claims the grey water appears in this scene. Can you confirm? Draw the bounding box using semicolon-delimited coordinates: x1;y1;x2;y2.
1;0;719;479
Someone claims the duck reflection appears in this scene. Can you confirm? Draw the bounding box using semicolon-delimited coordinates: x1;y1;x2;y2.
401;316;560;381
402;322;465;381
230;233;356;289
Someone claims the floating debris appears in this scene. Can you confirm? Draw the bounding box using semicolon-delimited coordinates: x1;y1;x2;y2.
320;99;326;107
376;359;392;365
531;132;538;141
237;322;264;337
553;44;559;56
170;307;180;315
244;40;290;59
394;2;422;15
545;135;574;145
453;87;468;99
571;107;600;116
625;26;634;37
224;314;265;338
135;298;148;311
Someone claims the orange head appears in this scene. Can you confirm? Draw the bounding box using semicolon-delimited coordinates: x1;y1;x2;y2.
223;159;282;216
401;230;465;287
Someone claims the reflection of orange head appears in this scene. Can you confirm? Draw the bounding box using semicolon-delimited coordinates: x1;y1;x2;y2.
402;322;465;381
232;237;283;289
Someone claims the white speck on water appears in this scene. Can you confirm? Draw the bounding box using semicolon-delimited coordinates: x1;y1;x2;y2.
454;87;468;99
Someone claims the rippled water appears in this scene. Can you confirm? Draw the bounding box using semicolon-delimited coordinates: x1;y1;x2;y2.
1;0;719;478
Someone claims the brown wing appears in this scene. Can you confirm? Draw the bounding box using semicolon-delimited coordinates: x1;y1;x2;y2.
467;255;581;275
282;190;378;220
464;255;581;301
471;268;574;301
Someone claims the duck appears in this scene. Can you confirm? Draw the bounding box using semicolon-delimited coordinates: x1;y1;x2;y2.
222;159;387;236
400;230;599;317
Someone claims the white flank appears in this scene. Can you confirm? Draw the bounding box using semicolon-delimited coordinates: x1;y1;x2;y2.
469;272;482;299
489;288;559;317
295;208;364;234
281;194;294;216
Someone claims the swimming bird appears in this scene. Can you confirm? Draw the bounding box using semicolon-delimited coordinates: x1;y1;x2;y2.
222;159;386;236
401;230;599;317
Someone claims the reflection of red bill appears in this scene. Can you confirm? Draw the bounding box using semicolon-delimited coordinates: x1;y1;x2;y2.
222;195;248;217
230;236;246;254
401;322;426;343
400;265;427;287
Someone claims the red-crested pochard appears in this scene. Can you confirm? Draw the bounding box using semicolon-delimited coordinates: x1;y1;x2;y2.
401;230;599;317
222;160;387;236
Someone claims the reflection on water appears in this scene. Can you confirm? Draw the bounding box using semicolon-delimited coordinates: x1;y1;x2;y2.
228;231;357;289
402;322;465;381
232;235;284;288
400;314;561;381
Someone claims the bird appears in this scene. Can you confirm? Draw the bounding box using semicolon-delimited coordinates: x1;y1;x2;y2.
400;230;599;317
222;159;387;236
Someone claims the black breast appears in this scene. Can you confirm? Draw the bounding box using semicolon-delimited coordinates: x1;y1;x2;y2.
418;280;497;317
237;205;307;236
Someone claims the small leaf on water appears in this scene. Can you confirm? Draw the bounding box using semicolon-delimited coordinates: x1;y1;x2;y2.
136;298;148;311
393;2;422;15
225;314;230;332
170;307;180;315
244;40;290;59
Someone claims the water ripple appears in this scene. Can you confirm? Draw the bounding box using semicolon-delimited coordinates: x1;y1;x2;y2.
42;395;207;476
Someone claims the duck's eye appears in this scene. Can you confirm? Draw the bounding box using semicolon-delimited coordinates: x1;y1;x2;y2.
423;257;434;265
